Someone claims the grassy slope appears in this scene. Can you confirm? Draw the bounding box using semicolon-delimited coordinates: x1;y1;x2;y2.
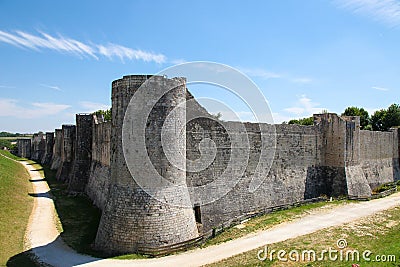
0;150;34;266
207;206;400;267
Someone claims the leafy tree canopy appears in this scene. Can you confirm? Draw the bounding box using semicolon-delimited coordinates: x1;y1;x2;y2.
0;132;23;137
371;104;400;131
288;117;314;126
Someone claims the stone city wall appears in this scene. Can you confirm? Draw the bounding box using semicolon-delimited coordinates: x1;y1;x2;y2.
86;115;111;210
15;74;400;255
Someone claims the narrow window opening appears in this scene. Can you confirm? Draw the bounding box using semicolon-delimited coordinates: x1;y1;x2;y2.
194;205;202;224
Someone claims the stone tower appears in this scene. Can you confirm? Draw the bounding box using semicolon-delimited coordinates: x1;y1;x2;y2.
51;129;62;170
17;139;31;158
95;75;198;255
56;125;76;182
42;132;54;166
68;114;93;192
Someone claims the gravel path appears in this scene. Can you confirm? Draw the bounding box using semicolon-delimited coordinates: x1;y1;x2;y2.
19;159;400;267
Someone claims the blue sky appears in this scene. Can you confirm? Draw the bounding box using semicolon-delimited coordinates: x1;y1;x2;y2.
0;0;399;132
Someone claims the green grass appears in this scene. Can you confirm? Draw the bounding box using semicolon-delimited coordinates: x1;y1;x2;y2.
0;151;23;161
111;254;150;260
207;206;400;267
0;150;37;266
373;181;399;194
203;200;347;247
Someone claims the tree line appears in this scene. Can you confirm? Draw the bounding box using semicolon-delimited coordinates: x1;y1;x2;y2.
0;132;31;137
288;104;400;131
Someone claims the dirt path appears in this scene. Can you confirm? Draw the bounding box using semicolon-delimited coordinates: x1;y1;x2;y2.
20;158;400;267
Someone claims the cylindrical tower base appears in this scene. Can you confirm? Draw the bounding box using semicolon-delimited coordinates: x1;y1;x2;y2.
95;75;198;255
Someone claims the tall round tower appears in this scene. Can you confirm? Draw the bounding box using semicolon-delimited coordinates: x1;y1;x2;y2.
95;75;198;255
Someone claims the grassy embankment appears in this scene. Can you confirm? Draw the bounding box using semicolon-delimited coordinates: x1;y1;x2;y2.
0;150;35;266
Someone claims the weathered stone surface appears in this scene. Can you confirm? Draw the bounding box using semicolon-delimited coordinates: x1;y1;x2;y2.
41;132;54;166
23;73;400;255
68;114;93;192
31;132;45;162
50;129;62;170
94;75;198;255
56;125;76;182
86;117;111;210
16;139;31;158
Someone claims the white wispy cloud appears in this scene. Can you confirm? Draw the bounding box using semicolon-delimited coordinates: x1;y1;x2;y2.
97;44;166;63
40;83;62;91
292;77;313;84
0;85;15;88
79;101;110;113
0;30;166;63
284;95;326;116
372;86;389;91
0;98;70;119
239;67;282;79
334;0;400;27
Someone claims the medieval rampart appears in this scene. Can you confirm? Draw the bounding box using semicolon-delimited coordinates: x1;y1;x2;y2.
15;74;400;255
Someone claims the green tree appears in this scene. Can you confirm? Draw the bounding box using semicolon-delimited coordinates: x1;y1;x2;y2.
341;106;370;130
93;109;112;121
288;116;314;126
384;104;400;130
371;104;400;131
0;132;17;137
371;109;386;131
0;139;12;149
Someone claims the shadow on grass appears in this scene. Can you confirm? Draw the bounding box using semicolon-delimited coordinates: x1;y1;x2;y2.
40;165;104;258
